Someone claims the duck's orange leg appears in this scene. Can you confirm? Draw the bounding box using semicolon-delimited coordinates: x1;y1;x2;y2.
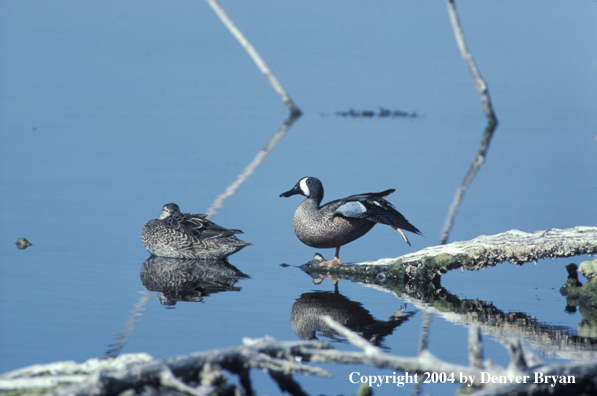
392;226;411;246
319;246;342;267
391;304;407;321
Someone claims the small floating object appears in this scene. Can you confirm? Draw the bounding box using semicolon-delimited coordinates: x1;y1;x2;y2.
335;107;418;118
16;238;32;250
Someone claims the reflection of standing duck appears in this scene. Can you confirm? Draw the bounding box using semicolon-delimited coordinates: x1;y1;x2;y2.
280;177;421;266
140;256;249;305
291;290;414;347
142;203;251;259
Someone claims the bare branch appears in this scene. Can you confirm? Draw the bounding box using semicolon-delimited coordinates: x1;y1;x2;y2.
205;0;301;115
321;316;381;356
446;0;496;122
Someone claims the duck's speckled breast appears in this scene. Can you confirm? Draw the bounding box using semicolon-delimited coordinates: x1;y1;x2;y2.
293;199;375;249
142;219;190;258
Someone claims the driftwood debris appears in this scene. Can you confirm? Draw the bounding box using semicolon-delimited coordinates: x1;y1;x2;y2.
312;317;597;395
0;339;331;396
303;226;597;283
3;319;596;396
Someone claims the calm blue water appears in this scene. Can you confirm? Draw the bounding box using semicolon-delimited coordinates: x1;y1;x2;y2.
1;1;596;394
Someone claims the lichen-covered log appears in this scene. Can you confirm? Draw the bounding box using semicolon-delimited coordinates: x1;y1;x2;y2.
302;226;597;283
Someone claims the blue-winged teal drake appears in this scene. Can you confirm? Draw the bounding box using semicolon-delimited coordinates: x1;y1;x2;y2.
141;203;250;259
280;177;421;266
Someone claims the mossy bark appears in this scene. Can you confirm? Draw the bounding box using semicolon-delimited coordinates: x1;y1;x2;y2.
302;226;597;285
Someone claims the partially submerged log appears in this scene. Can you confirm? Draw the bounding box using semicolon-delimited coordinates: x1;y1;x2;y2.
296;227;597;362
302;226;597;284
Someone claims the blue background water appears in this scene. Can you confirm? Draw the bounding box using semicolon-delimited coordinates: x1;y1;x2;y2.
1;1;596;394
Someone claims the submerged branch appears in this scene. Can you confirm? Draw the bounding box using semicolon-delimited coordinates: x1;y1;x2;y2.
205;0;301;116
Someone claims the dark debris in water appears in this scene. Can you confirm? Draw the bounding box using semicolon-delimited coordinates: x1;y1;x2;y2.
16;237;32;250
335;107;418;118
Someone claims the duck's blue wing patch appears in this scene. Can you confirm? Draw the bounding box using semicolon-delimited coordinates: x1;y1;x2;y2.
335;201;368;218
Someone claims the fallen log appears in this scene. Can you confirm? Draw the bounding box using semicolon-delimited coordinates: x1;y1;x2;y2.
301;226;597;284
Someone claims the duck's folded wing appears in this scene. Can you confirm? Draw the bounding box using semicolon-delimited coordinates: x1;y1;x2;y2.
199;224;243;241
331;189;396;218
344;189;395;201
178;213;243;241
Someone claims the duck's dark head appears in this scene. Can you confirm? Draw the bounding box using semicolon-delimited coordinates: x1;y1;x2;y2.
158;203;180;219
280;177;324;200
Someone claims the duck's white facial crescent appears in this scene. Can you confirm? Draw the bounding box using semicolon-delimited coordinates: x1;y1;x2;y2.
299;178;310;196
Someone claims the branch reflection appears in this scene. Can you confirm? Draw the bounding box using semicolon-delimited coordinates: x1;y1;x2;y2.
206;112;300;218
105;291;154;358
439;120;497;245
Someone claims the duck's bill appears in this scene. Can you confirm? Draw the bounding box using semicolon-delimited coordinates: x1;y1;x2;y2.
280;184;302;197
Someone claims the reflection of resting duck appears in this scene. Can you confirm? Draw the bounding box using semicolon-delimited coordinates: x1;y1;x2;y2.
140;256;249;305
142;203;251;259
291;290;414;346
280;177;421;266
